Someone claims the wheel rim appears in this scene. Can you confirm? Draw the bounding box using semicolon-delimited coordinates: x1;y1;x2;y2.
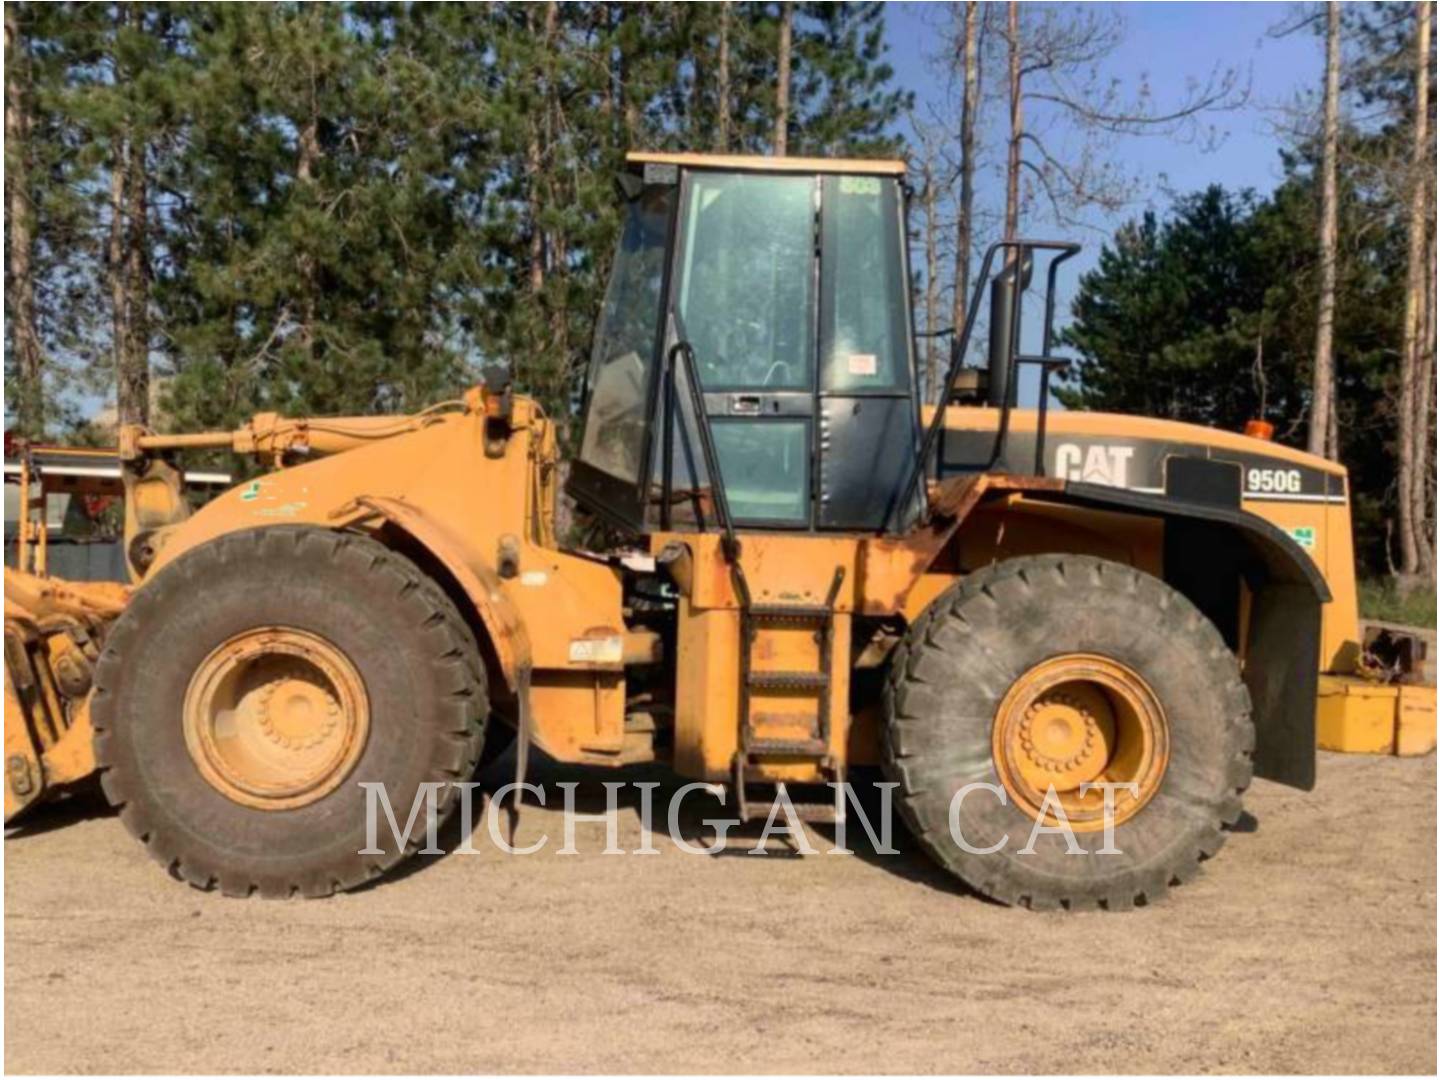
183;627;369;811
992;653;1168;832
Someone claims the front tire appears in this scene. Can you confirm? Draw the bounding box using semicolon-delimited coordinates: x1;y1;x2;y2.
882;555;1253;910
92;526;487;897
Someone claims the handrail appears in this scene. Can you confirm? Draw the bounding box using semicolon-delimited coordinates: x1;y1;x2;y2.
888;239;1080;531
1030;245;1080;475
665;342;749;581
667;340;754;609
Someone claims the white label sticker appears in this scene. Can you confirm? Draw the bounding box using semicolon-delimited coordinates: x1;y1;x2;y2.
839;176;881;196
519;570;549;587
847;353;878;376
568;636;624;665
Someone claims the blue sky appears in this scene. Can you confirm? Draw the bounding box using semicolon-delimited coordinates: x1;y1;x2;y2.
881;1;1325;396
886;2;1322;229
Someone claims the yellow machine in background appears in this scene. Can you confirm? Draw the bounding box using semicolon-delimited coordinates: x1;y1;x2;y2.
4;152;1433;909
4;570;127;820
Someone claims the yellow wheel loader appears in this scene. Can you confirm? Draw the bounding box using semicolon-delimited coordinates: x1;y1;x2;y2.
4;152;1432;907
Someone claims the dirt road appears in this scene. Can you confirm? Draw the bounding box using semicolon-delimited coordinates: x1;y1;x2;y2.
5;751;1436;1074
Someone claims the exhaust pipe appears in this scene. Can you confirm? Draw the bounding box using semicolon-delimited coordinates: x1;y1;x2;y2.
985;254;1032;408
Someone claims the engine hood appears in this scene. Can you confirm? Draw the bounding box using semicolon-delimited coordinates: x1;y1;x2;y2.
934;406;1348;506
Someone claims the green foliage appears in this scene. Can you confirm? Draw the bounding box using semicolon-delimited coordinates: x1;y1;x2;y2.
1057;187;1282;427
4;1;910;443
791;2;911;156
1057;164;1410;573
1054;2;1435;579
4;2;113;431
1358;578;1437;628
158;3;488;427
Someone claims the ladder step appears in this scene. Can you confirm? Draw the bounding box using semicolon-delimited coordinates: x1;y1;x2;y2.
748;604;832;622
747;671;829;690
734;788;842;823
745;737;829;758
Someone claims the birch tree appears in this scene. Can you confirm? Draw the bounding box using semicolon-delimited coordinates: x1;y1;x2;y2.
999;3;1246;237
715;1;732;150
1397;0;1434;578
913;122;944;401
1308;1;1340;460
774;2;792;154
951;0;982;327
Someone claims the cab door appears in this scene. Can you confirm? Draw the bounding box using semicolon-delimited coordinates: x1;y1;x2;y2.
668;171;818;527
656;168;922;534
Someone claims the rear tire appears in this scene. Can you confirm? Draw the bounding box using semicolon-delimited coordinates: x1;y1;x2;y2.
882;554;1253;911
92;526;487;897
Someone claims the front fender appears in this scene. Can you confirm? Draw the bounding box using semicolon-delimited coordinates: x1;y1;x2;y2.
350;496;532;693
140;415;540;691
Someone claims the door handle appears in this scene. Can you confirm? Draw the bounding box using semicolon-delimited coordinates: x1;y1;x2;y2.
729;394;762;415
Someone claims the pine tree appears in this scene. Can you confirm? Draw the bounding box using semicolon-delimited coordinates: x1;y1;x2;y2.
4;1;914;448
5;5;44;436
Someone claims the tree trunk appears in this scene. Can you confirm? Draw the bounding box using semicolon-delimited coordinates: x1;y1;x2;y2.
109;137;148;428
526;3;558;298
1004;0;1021;241
5;7;43;436
108;148;127;410
111;3;150;427
1308;1;1340;461
922;152;940;404
1416;218;1436;575
296;113;319;357
296;120;319;185
124;136;150;426
548;74;569;386
951;0;980;333
773;2;792;155
1398;0;1432;577
715;1;731;151
688;7;705;144
618;15;639;145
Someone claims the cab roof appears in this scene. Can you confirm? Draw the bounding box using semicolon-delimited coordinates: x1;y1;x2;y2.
625;150;906;177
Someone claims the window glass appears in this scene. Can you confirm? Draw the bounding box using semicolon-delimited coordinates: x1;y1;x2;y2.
710;420;809;524
821;176;911;392
579;185;673;484
677;174;815;390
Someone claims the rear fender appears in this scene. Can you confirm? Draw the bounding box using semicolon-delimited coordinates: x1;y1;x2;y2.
1056;482;1329;790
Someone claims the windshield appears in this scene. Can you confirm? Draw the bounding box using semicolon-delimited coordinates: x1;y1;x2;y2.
577;185;674;485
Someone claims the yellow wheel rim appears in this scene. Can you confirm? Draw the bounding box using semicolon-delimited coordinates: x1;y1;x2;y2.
992;653;1168;832
183;627;369;811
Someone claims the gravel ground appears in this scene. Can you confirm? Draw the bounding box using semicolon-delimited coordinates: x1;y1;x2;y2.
4;750;1435;1075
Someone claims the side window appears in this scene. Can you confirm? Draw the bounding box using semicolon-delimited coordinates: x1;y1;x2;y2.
578;185;674;484
710;419;810;524
820;176;912;393
677;174;815;391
